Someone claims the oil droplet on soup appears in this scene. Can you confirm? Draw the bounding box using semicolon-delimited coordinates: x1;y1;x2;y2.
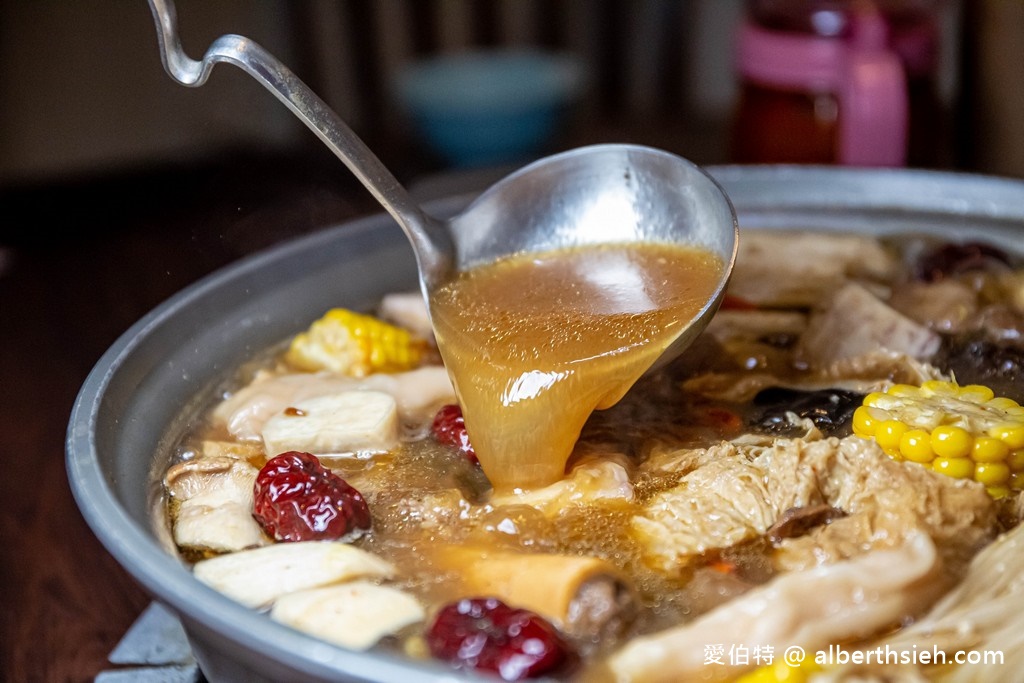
428;242;724;491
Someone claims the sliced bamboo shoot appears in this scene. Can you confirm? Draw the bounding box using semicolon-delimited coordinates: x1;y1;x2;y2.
261;390;399;457
165;458;266;553
193;541;395;609
270;581;424;651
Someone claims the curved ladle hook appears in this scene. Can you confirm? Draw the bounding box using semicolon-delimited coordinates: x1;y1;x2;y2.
146;0;454;290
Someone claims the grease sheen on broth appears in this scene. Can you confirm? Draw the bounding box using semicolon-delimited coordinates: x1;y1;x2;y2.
428;242;724;491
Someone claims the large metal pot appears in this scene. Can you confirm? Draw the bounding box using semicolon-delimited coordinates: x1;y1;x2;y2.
66;165;1024;683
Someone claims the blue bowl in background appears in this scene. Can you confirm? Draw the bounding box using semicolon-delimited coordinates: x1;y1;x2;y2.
394;49;586;168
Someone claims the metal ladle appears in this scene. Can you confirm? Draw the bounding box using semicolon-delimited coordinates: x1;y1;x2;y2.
146;0;738;370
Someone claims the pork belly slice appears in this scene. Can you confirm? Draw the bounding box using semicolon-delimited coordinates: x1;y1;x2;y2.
726;230;896;308
797;282;942;368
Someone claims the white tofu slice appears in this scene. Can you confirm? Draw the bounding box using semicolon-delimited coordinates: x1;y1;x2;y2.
193;541;395;609
270;581;424;651
261;390;399;458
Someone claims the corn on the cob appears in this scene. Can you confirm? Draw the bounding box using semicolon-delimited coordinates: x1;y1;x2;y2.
852;380;1024;498
285;308;428;377
734;656;822;682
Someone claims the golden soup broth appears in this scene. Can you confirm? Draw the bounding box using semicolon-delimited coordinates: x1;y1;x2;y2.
428;242;724;491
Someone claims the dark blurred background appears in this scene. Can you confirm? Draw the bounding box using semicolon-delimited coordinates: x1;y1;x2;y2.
1;1;1022;245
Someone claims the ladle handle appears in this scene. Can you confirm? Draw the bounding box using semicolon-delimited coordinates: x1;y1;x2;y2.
146;0;452;286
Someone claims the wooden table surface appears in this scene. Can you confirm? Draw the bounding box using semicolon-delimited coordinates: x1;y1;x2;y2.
0;149;382;683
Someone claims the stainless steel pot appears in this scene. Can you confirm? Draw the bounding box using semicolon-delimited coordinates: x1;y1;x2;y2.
66;165;1024;683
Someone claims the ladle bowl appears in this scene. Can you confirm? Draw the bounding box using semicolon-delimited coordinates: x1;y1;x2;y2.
146;0;737;370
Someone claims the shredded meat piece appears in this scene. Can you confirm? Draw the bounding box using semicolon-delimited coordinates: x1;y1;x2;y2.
490;453;635;514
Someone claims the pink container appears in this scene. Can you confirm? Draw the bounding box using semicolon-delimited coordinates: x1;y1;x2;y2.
734;8;910;166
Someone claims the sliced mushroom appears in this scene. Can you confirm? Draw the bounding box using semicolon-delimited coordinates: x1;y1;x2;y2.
766;504;847;545
165;457;266;553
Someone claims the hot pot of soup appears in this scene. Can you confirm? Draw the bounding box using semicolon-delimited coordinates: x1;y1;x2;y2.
67;165;1024;682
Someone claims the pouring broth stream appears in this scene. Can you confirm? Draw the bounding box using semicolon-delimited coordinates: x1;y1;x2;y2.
428;241;724;491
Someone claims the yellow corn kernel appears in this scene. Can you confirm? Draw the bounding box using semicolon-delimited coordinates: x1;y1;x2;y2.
852;406;878;438
933;457;974;479
1009;449;1024;472
931;425;973;459
857;380;1024;495
863;391;888;406
988;397;1021;412
876;420;909;454
991;424;1024;450
734;657;822;683
900;429;934;463
888;383;921;397
958;384;995;403
286;308;427;376
975;462;1011;487
988;486;1011;499
973;437;1009;463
